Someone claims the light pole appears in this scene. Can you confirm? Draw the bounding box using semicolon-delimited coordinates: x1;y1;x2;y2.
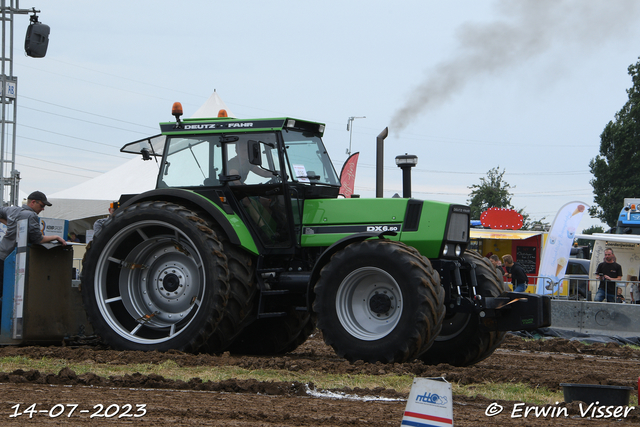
0;2;48;206
346;116;365;156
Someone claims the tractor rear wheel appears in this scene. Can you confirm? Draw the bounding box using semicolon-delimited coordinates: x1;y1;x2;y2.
313;239;444;363
200;236;257;353
419;250;507;366
81;201;229;352
226;309;315;355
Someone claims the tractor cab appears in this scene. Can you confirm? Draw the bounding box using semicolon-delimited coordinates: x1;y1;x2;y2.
120;105;340;253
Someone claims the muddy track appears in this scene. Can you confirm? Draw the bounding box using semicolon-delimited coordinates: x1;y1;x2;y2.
0;333;638;426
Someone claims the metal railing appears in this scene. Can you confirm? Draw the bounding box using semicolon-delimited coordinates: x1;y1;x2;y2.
503;276;638;303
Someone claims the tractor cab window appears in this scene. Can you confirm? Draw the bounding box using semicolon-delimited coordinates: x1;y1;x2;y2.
224;133;281;185
282;130;339;186
160;135;223;187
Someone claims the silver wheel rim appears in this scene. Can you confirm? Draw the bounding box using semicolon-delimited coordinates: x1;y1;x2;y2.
94;220;206;345
335;267;403;341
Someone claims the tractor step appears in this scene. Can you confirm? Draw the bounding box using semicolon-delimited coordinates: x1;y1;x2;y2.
256;311;287;319
261;289;289;296
256;289;290;319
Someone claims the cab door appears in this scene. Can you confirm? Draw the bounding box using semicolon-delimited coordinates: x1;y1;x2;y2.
222;133;295;251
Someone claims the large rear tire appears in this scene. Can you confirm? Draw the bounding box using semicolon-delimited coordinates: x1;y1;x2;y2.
226;309;315;355
419;250;507;367
200;237;257;353
81;201;230;352
313;239;444;363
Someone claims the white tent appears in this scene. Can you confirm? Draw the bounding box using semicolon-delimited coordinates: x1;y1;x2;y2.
45;90;235;234
191;90;235;119
47;158;161;233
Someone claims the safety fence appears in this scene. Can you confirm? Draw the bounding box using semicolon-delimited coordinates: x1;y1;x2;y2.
504;275;639;303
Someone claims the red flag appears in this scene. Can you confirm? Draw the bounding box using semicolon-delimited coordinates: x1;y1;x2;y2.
339;152;359;198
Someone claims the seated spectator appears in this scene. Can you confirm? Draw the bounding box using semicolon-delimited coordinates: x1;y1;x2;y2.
93;205;115;235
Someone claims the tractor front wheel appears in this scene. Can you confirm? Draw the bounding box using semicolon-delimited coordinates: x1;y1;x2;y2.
313;239;444;363
419;250;507;366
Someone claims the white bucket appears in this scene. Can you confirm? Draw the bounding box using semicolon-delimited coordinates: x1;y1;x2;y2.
402;377;453;426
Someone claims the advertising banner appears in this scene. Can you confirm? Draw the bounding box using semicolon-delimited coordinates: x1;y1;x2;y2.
39;217;69;239
339;152;359;198
12;219;28;339
536;201;588;294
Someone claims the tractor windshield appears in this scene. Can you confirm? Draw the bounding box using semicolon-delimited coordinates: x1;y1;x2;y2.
159;135;223;187
159;132;282;188
282;130;339;186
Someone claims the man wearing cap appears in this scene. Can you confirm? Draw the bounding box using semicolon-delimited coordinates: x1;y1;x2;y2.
0;191;67;287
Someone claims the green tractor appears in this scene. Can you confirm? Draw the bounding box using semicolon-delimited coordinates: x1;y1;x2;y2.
81;104;550;366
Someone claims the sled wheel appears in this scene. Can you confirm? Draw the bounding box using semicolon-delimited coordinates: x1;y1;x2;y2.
313;239;444;363
227;310;315;355
81;201;229;352
419;250;507;366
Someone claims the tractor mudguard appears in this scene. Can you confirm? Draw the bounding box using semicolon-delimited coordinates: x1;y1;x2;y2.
306;230;397;310
118;188;257;253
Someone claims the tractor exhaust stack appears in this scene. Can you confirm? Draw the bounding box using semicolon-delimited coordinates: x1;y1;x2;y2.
376;127;388;198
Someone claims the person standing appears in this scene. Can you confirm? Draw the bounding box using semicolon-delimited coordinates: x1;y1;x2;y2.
594;247;622;302
502;254;528;292
627;275;639;304
489;254;505;276
0;191;67;286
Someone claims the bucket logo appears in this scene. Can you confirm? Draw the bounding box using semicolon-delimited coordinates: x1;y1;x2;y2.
416;391;448;406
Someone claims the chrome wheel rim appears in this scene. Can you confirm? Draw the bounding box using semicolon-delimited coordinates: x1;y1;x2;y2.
335;267;403;341
94;220;206;345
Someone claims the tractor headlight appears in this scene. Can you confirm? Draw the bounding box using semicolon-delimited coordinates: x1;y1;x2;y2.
442;244;449;256
455;244;462;256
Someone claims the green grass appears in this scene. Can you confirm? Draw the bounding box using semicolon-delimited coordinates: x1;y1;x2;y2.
0;355;563;404
458;383;563;406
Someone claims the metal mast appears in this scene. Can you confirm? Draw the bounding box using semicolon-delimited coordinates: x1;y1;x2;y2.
346;116;365;157
0;1;38;206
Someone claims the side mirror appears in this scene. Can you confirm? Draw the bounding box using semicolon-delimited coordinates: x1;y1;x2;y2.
247;140;262;166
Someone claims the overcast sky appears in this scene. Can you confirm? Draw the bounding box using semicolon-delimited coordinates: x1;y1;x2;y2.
9;0;640;231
